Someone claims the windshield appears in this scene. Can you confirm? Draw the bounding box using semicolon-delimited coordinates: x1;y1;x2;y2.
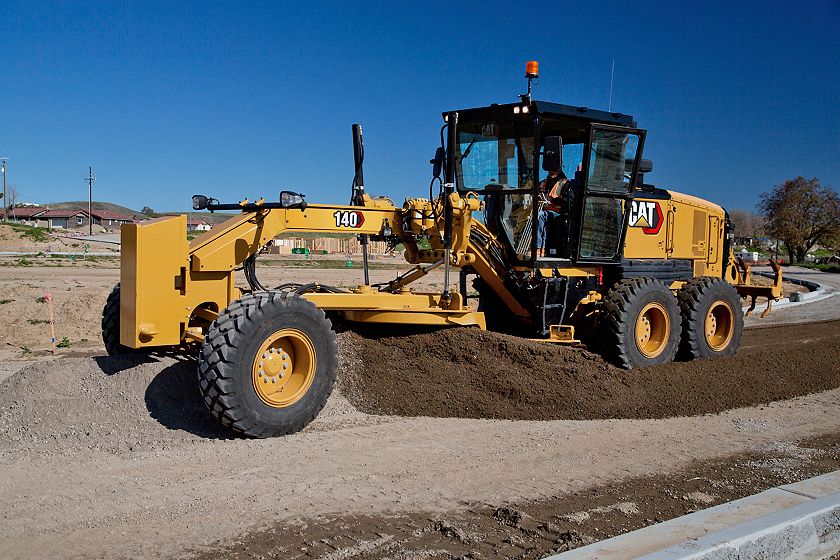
456;121;535;191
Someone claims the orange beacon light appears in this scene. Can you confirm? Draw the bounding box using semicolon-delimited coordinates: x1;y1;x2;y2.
525;60;539;78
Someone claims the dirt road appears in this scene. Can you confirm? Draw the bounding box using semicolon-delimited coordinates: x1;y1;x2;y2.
0;318;839;559
0;262;838;559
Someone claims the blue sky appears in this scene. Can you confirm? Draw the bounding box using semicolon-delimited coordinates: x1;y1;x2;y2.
1;1;838;213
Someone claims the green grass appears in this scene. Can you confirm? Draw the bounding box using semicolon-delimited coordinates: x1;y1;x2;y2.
15;257;33;266
8;223;50;243
796;262;840;274
27;319;50;325
0;298;12;305
56;337;71;348
35;296;47;303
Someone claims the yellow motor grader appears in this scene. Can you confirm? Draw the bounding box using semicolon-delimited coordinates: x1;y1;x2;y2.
103;64;781;437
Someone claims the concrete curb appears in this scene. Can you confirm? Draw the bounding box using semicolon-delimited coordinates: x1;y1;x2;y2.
643;492;840;559
754;270;829;303
544;471;840;560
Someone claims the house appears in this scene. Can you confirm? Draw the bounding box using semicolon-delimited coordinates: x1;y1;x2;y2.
33;209;90;229
187;219;212;232
88;210;142;229
7;206;45;226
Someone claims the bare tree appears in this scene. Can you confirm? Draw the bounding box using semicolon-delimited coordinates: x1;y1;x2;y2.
6;186;18;210
729;209;765;244
758;177;840;263
729;209;750;236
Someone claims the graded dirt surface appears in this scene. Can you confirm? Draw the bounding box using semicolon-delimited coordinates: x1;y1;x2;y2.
0;263;839;559
192;432;840;560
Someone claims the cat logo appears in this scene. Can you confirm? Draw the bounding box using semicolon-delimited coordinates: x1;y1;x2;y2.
629;200;663;235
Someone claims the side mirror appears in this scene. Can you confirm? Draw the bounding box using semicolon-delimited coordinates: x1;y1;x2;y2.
192;195;209;210
430;147;444;179
542;136;563;172
624;159;653;174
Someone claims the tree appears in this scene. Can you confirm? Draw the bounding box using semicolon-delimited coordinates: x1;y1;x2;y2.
758;177;840;263
5;186;18;210
141;206;156;217
729;209;765;243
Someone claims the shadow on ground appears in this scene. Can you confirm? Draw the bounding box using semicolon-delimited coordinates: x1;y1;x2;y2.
93;352;158;375
93;352;236;440
144;357;235;440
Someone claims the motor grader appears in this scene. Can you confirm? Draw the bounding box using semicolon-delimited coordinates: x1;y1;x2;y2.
103;63;781;437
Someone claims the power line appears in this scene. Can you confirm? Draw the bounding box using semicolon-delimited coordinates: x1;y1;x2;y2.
85;166;96;235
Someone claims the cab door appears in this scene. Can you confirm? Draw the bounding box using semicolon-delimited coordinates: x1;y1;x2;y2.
575;124;646;263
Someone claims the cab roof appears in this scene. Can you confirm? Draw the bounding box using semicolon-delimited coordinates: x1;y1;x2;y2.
444;100;636;128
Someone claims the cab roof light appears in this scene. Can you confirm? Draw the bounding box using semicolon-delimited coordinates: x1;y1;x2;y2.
525;60;539;78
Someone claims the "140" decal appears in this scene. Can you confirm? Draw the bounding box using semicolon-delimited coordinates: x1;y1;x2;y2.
333;210;366;228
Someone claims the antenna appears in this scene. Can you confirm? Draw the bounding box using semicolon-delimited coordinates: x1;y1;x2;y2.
85;166;96;235
608;59;615;112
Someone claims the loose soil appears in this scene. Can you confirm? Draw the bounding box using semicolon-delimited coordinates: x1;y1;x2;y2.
190;431;840;560
341;321;840;421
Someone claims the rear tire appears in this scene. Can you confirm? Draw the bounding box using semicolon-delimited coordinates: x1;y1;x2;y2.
602;278;681;369
678;277;743;359
198;292;338;438
102;283;130;355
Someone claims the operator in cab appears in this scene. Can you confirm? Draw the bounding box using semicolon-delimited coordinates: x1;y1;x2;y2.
537;167;580;257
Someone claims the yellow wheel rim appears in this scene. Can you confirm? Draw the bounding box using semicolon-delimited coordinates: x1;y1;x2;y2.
251;329;316;408
705;301;734;352
635;302;670;359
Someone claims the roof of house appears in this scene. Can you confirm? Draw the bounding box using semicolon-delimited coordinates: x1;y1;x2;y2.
188;219;210;226
9;206;46;218
35;209;88;218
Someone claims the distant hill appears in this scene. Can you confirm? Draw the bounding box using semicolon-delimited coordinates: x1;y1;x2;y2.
48;201;143;215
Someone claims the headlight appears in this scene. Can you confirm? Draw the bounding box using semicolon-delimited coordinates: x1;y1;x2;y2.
280;191;307;209
192;195;209;210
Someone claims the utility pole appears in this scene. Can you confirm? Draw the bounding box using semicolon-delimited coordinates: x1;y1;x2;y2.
85;166;96;235
1;157;7;223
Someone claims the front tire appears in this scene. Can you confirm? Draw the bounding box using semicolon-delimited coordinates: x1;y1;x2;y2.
678;277;743;359
102;283;130;355
602;278;681;369
198;292;338;438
